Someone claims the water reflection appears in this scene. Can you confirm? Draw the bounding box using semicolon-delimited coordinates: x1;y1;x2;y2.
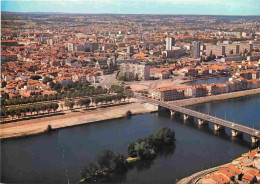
159;111;258;149
99;144;176;183
187;76;230;85
1;94;259;184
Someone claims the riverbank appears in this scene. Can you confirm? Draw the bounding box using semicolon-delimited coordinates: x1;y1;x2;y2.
177;166;220;184
1;94;258;184
0;99;157;140
169;88;260;107
1;88;260;140
178;148;260;184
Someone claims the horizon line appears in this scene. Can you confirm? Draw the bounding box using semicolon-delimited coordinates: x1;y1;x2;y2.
2;11;260;16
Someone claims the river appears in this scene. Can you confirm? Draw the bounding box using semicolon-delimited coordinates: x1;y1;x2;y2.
1;93;260;183
187;76;230;85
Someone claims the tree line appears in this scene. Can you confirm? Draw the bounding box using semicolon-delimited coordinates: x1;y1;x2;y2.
63;94;128;111
1;103;59;121
92;94;127;106
127;127;175;159
2;85;108;107
81;150;127;182
2;84;133;107
3;94;61;106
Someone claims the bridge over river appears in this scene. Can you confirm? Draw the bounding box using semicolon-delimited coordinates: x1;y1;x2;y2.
135;94;260;143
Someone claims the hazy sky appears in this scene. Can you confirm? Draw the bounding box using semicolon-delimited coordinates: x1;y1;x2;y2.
2;0;260;15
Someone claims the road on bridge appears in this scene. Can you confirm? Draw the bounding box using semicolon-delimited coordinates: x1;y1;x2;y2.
135;94;260;139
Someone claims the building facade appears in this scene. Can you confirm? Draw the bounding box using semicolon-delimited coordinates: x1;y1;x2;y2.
166;37;175;51
192;41;201;58
120;62;150;80
152;87;184;101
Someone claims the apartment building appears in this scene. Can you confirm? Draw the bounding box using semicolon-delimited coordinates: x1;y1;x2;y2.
120;62;150;80
165;37;175;51
240;71;259;80
204;42;253;58
207;83;226;95
192;41;201;58
152;87;184;101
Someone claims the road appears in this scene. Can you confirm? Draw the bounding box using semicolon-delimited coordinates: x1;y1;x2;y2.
97;72;118;89
178;166;219;184
135;94;260;139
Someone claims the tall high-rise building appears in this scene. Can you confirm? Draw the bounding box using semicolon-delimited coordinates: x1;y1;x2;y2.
192;41;201;58
166;37;175;51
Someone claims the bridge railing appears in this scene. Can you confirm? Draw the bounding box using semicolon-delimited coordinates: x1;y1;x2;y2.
135;94;260;138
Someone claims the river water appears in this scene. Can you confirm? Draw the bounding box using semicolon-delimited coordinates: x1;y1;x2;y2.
1;93;260;184
187;76;230;85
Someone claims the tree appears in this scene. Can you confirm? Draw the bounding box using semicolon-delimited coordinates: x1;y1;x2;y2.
25;106;30;115
53;82;62;91
82;99;91;109
29;105;35;115
127;142;137;157
35;105;41;115
8;107;16;120
47;95;53;101
93;97;100;107
127;127;175;160
77;99;84;108
30;75;42;80
124;89;134;101
65;101;74;111
153;127;175;144
125;110;132;118
64;101;70;110
46;125;52;132
102;95;109;105
51;103;59;113
43;77;53;84
41;104;47;114
96;149;116;170
113;153;127;173
49;81;55;89
81;162;99;179
19;106;27;117
1;107;8;121
110;85;124;93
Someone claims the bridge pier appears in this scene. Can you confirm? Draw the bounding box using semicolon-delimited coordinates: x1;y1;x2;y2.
231;130;242;137
158;105;162;111
198;119;208;126
170;110;175;116
214;124;224;131
158;106;168;112
251;137;259;143
138;96;258;143
183;114;193;121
